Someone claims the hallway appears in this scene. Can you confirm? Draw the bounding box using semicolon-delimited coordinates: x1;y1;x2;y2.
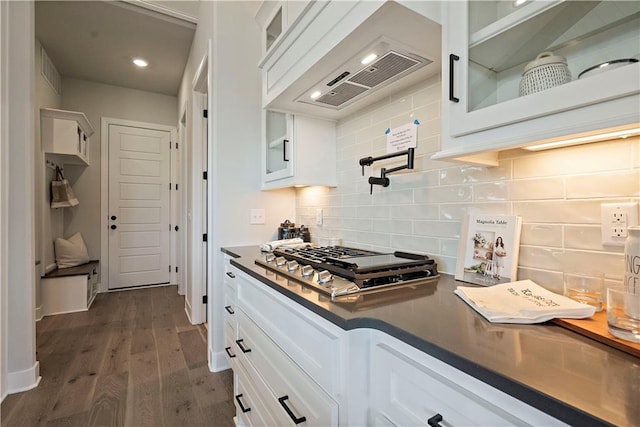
1;286;233;426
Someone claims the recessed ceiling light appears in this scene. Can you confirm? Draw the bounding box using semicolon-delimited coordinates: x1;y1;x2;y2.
361;53;378;65
310;91;322;99
133;58;148;68
514;0;528;6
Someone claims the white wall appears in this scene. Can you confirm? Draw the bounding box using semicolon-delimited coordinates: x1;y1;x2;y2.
60;78;179;277
296;77;640;294
178;0;296;370
5;0;39;395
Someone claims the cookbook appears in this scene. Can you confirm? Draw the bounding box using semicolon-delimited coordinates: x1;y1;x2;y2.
456;213;522;286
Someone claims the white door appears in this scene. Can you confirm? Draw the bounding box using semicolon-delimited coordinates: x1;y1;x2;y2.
108;124;171;289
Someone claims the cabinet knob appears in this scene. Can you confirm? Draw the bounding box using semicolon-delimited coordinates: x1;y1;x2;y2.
110;224;117;230
110;215;117;221
234;394;251;413
278;395;306;424
235;339;251;353
449;54;460;103
427;414;443;427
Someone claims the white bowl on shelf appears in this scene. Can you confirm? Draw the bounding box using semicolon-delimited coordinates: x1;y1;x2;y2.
578;58;639;79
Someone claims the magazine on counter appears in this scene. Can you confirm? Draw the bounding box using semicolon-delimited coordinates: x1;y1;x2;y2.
455;213;522;286
454;280;596;323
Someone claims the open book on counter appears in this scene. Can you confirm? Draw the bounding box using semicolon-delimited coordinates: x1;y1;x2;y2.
455;280;596;324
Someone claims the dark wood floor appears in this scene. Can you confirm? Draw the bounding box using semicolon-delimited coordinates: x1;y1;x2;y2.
1;285;234;427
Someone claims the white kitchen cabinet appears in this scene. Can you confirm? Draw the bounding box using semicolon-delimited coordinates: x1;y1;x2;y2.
255;1;311;57
434;0;640;165
41;260;99;316
235;308;338;426
369;331;565;427
262;110;336;189
41;108;95;166
224;263;343;425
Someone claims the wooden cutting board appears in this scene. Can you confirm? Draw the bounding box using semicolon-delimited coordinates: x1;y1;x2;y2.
552;311;640;358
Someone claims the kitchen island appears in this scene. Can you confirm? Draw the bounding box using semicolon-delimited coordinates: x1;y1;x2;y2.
222;246;638;426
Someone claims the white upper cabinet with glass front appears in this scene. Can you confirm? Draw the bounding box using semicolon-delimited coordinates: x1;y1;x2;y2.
256;1;311;57
262;110;336;189
434;0;640;165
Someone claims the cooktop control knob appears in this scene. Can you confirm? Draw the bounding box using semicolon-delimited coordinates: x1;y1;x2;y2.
275;256;287;267
265;253;276;263
317;270;333;285
286;260;299;272
301;265;314;277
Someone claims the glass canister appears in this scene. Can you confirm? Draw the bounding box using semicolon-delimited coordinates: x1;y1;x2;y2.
624;226;640;293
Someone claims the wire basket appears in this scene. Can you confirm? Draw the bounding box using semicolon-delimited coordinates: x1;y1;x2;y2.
519;52;572;96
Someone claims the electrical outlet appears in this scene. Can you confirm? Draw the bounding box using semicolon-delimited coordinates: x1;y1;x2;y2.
250;208;265;225
316;208;323;226
601;202;638;246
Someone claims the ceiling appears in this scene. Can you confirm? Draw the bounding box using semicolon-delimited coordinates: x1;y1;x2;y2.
35;1;198;96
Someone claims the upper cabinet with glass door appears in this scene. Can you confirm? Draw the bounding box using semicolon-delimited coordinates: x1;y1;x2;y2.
256;1;311;58
264;110;294;182
435;0;640;164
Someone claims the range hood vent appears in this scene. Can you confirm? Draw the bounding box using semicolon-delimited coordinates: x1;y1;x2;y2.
298;49;431;110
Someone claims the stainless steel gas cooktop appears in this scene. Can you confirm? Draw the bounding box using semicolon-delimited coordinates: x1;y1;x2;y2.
255;245;438;298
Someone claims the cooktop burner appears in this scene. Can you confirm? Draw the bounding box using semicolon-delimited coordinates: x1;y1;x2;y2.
256;245;438;298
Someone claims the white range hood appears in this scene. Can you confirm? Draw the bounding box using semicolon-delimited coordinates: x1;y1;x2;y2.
263;1;442;120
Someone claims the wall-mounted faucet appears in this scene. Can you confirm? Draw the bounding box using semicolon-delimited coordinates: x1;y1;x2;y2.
359;147;415;194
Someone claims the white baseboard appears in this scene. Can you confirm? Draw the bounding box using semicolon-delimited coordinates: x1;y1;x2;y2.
7;361;41;394
35;304;43;321
209;348;230;373
184;299;193;324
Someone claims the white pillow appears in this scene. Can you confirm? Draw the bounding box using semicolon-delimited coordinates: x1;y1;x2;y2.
54;232;90;269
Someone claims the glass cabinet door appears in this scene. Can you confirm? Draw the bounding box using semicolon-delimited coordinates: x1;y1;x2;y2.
448;0;640;136
264;110;293;182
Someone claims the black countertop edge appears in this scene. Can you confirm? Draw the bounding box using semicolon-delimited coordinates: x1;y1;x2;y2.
221;247;241;258
226;249;610;426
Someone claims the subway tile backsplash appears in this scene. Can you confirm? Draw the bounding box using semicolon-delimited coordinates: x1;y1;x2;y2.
296;76;640;290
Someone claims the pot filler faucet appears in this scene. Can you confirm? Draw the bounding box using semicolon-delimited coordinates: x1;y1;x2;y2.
359;147;415;194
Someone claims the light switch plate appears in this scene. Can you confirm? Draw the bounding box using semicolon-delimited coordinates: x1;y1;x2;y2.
601;202;638;246
250;208;265;225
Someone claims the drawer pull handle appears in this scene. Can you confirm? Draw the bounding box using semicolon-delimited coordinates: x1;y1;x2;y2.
427;414;443;427
278;395;306;424
449;53;460;103
224;346;236;358
235;393;251;413
224;305;234;314
226;271;236;278
235;339;251;353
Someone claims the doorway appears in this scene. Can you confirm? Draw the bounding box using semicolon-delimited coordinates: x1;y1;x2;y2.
101;118;177;290
185;47;209;325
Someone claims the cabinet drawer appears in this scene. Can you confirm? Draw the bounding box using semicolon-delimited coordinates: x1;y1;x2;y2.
371;339;564;427
235;308;338;426
235;268;343;393
234;362;279;427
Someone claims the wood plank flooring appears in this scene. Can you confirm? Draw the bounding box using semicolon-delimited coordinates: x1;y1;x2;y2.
1;286;234;427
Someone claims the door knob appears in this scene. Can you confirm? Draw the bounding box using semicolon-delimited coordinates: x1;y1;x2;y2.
110;224;117;230
110;215;117;221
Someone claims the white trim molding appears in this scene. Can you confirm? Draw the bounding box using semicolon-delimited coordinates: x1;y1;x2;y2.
7;361;41;394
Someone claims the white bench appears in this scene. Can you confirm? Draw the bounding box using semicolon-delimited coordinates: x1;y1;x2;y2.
41;260;99;316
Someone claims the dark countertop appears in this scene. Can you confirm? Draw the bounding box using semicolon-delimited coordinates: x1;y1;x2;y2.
222;246;639;427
